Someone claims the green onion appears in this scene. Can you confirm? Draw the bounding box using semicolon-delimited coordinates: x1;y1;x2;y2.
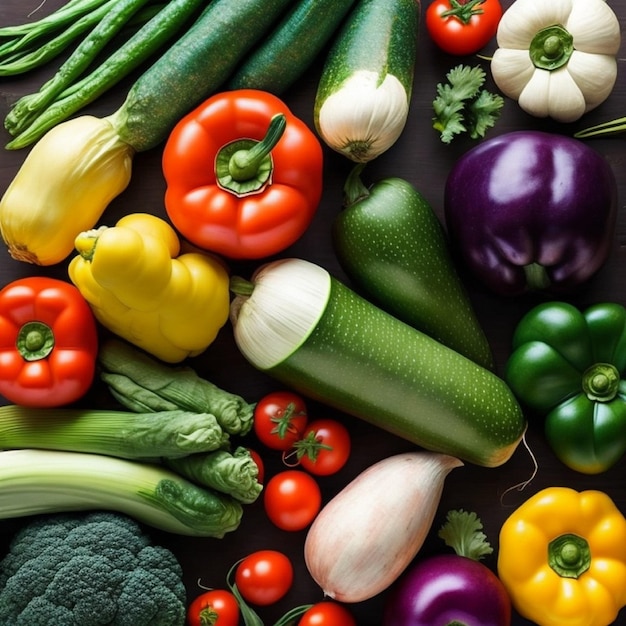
574;117;626;139
0;448;243;537
0;0;121;76
6;0;205;142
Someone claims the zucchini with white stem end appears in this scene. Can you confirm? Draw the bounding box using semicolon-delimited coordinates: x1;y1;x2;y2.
229;258;526;468
313;0;420;163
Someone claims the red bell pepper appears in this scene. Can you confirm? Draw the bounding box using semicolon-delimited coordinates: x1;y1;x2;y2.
0;277;98;407
162;89;324;259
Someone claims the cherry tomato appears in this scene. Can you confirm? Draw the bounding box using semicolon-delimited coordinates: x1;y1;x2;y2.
186;589;239;626
254;391;308;451
425;0;503;56
298;601;357;626
247;448;265;484
295;419;351;476
234;550;294;606
264;470;321;531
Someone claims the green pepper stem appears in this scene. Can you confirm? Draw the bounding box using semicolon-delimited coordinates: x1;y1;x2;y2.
529;24;573;71
582;363;620;402
441;0;485;24
548;533;591;578
343;162;370;208
523;263;551;291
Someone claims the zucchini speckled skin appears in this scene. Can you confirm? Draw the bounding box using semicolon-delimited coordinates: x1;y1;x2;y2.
114;0;296;151
231;259;526;468
227;0;358;95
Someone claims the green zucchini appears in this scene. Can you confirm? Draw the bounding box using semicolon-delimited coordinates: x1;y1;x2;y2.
334;164;494;369
111;0;297;152
230;259;526;468
227;0;357;95
313;0;420;162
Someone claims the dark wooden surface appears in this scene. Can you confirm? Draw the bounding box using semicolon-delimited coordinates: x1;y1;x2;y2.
0;1;625;624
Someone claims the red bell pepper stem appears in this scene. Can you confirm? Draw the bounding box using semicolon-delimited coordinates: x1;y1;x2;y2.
216;113;287;196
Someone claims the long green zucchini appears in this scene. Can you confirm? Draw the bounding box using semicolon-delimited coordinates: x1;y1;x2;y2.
227;0;358;95
112;0;297;152
230;258;526;468
313;0;420;162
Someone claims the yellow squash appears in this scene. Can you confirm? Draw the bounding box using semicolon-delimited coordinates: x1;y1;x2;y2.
498;486;626;626
0;116;133;265
68;213;230;363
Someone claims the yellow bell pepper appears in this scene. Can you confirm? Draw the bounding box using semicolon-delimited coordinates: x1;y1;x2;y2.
68;213;230;363
498;486;626;626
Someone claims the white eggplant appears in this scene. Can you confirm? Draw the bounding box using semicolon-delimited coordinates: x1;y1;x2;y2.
303;451;463;603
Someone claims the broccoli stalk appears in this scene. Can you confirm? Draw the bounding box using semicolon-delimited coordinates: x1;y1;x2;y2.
0;448;242;537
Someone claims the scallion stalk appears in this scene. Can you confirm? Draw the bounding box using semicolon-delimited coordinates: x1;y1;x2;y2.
574;117;626;139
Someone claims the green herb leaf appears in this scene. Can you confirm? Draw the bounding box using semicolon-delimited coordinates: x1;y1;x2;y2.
438;509;493;561
432;64;504;143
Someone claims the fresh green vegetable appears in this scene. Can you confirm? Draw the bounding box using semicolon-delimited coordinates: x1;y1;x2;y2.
166;447;263;504
0;448;243;536
505;301;626;474
112;0;295;153
313;0;420;162
98;339;254;436
0;0;118;75
0;511;187;626
334;163;493;369
6;0;294;150
230;258;526;467
433;64;503;143
227;0;357;94
0;404;229;460
575;116;626;139
5;0;204;141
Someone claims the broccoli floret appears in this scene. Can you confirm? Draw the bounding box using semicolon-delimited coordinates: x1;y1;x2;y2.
0;511;187;626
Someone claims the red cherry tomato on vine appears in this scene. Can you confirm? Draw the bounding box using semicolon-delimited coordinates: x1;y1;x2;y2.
247;448;265;484
425;0;503;56
298;601;357;626
264;469;322;531
254;391;308;451
186;589;239;626
234;550;294;606
295;419;351;476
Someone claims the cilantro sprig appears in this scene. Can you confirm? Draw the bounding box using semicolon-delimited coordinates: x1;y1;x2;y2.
433;64;504;144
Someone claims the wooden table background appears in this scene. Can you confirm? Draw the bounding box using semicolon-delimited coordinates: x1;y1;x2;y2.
0;1;625;624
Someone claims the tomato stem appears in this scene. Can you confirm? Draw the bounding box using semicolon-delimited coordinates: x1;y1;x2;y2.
441;0;486;24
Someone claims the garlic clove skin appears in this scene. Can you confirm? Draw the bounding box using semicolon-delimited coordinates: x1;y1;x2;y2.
304;451;463;603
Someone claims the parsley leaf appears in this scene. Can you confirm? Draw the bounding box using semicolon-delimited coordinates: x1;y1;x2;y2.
433;64;504;144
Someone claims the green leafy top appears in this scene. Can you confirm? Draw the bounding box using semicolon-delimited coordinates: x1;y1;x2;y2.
438;509;494;560
433;64;504;144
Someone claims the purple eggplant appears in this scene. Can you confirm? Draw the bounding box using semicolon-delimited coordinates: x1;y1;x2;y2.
382;510;511;626
444;130;618;296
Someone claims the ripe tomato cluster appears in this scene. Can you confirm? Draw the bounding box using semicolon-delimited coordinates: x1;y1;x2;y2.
252;390;351;531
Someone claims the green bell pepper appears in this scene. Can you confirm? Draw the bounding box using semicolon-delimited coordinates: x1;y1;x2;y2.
505;301;626;474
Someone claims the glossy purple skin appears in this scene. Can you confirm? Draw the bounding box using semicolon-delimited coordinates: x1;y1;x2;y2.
444;131;618;296
382;554;511;626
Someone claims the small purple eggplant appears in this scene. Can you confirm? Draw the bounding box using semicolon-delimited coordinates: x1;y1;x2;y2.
444;130;618;296
382;510;511;626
